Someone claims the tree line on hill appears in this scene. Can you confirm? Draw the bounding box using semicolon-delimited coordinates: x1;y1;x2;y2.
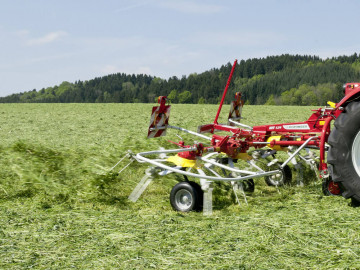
1;54;360;105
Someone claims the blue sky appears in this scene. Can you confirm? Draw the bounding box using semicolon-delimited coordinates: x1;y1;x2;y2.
1;0;360;97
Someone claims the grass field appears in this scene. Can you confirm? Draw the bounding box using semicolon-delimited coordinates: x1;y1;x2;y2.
0;103;359;269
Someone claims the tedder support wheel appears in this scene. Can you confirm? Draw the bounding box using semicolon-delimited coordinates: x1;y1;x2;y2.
328;101;360;202
241;179;255;193
322;177;342;196
188;181;203;211
170;181;203;212
265;164;292;187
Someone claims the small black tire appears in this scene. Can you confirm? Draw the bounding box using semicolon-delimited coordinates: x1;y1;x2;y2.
240;179;255;193
322;177;342;196
327;101;360;202
188;181;203;211
265;164;292;187
170;182;200;212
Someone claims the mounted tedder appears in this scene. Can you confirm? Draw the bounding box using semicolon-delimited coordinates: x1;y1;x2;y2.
115;59;360;214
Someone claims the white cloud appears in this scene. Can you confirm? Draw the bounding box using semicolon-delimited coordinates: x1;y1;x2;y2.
27;31;68;46
157;0;226;14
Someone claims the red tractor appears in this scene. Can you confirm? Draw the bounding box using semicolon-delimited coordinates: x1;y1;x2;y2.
119;60;360;213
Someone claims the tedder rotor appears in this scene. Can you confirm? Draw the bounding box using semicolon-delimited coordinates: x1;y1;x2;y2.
115;59;360;214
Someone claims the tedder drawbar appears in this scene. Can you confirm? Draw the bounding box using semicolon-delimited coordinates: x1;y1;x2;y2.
115;59;360;214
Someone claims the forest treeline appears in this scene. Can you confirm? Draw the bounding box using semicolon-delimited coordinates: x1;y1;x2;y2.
1;54;360;105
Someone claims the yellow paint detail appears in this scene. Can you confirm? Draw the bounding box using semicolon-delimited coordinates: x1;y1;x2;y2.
267;135;287;152
167;155;198;168
327;101;336;108
234;153;252;161
319;121;325;126
267;135;282;142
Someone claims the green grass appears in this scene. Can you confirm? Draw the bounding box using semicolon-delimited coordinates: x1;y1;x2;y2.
0;103;359;269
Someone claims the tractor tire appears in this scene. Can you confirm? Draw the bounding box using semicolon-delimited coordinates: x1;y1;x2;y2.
265;164;292;187
170;181;202;212
327;101;360;203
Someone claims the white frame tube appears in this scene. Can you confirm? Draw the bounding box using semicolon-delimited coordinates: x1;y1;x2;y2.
135;152;280;182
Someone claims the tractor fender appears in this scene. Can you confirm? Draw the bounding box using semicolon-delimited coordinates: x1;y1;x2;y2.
336;87;360;109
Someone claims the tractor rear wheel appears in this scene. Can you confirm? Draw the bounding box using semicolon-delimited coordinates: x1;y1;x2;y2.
327;101;360;203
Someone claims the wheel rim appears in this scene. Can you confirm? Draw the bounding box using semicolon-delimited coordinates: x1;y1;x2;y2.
174;189;193;211
268;172;283;185
328;180;341;195
352;130;360;177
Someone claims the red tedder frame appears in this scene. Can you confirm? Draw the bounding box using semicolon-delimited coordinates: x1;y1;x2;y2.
196;60;360;178
214;59;238;125
149;59;360;179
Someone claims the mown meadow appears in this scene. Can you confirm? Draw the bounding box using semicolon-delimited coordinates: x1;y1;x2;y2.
0;103;359;269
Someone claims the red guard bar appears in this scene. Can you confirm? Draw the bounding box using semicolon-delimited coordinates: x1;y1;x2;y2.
214;59;238;124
